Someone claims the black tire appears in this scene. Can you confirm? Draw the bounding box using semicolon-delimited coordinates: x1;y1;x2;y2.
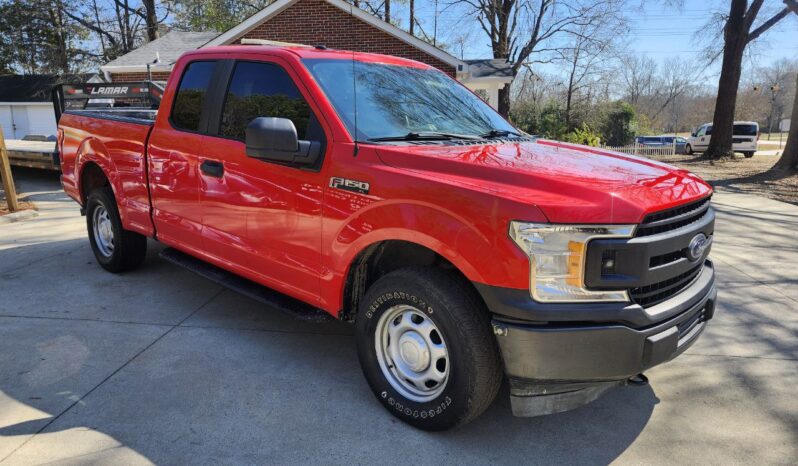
744;152;755;158
355;267;502;431
86;186;147;273
685;144;693;155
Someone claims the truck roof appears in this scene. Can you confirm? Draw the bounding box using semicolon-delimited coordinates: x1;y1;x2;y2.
184;45;432;70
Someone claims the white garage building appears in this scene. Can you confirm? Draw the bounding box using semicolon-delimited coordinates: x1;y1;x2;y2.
0;74;101;140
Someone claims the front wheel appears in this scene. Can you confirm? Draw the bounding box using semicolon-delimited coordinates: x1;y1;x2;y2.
685;144;693;155
743;152;755;158
355;268;502;431
86;186;147;273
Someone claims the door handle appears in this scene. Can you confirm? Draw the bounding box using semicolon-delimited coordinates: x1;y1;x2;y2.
201;159;224;178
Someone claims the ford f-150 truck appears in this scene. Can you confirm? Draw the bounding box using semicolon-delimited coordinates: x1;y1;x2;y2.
55;45;716;431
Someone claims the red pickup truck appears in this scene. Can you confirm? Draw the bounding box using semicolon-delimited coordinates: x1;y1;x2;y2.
55;45;716;431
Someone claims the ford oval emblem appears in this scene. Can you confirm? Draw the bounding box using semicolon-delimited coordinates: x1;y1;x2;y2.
687;233;711;262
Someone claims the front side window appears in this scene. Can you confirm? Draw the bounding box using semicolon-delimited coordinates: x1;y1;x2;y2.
219;61;312;141
705;125;713;136
171;61;216;131
303;59;517;141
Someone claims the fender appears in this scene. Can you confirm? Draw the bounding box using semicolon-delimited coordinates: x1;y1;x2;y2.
322;200;543;312
74;134;154;237
75;137;119;205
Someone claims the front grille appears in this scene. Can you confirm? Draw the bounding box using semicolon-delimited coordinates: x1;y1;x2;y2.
630;264;703;308
677;305;707;340
636;196;711;237
649;250;685;268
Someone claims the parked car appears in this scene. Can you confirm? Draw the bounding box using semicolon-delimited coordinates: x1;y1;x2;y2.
686;121;759;158
54;45;717;431
635;135;689;153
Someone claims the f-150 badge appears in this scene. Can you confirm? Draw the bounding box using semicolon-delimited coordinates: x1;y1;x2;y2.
330;177;370;195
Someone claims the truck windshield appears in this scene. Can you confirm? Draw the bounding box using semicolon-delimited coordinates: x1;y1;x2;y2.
303;59;517;141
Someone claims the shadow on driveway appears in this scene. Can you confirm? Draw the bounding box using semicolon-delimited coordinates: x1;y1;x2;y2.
0;238;658;464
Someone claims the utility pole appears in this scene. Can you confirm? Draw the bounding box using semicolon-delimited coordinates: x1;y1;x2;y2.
0;126;19;213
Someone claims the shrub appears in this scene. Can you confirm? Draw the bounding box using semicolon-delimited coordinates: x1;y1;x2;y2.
562;124;601;146
600;101;637;146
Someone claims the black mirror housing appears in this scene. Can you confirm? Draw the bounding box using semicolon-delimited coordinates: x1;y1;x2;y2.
246;117;299;155
245;117;320;165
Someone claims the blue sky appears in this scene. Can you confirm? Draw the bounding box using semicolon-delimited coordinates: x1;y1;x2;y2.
390;0;798;85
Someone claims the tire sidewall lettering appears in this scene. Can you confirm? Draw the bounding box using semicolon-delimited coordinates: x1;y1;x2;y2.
365;291;434;320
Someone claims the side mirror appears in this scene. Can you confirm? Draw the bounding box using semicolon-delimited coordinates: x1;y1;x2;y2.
245;117;321;165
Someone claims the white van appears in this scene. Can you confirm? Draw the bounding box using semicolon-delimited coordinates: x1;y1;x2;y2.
686;121;759;158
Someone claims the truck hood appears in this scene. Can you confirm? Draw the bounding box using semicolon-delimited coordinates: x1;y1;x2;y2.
375;139;713;224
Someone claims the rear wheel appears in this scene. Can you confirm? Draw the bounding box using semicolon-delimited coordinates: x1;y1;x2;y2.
685;144;693;155
355;268;502;431
744;152;755;158
86;186;147;273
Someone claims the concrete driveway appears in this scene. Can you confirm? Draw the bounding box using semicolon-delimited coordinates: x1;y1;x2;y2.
1;168;796;465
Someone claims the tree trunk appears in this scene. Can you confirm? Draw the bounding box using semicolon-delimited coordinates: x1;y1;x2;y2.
409;0;414;35
498;87;511;118
774;73;798;172
384;1;390;23
705;0;748;159
143;0;159;42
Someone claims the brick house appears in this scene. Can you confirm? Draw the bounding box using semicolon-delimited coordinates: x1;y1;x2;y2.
100;0;513;108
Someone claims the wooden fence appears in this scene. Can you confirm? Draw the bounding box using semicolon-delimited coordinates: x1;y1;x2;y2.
599;140;677;157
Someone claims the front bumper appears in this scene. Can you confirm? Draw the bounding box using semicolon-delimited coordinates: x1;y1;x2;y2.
482;261;716;417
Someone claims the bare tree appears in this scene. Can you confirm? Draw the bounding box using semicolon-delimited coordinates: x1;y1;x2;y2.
409;0;415;35
453;0;626;116
559;19;622;130
648;59;697;124
704;0;791;158
619;55;656;107
142;0;159;41
774;0;798;172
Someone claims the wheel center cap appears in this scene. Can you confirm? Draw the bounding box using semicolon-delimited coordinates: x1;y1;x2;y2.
398;331;429;372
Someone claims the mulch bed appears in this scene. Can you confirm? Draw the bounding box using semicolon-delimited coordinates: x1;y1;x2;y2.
646;153;798;206
0;189;37;215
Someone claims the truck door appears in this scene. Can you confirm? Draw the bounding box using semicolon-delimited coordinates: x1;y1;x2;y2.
147;60;218;252
198;59;327;305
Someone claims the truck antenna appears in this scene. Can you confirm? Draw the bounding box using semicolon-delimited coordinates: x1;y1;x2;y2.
350;4;359;157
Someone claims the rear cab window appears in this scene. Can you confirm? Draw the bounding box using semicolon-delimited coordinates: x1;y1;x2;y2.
171;61;216;132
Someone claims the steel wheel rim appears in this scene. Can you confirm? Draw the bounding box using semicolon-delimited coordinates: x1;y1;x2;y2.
375;304;450;402
92;205;115;257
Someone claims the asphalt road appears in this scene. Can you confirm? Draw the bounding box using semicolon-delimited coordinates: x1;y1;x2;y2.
1;167;796;465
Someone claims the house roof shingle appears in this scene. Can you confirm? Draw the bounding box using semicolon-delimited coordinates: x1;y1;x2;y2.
103;31;219;68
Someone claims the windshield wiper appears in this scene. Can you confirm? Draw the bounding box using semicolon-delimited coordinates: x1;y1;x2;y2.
481;129;523;139
367;131;481;142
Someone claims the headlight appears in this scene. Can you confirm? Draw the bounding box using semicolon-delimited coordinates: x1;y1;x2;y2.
509;222;635;303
